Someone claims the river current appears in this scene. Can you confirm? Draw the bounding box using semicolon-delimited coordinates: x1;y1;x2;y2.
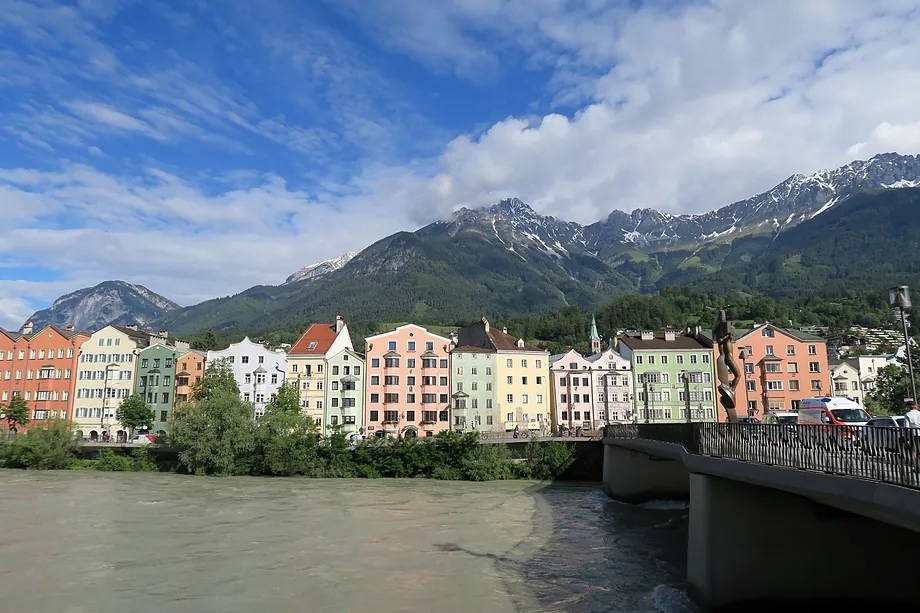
0;472;696;612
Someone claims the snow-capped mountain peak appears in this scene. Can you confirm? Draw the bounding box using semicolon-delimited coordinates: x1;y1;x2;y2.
285;252;358;284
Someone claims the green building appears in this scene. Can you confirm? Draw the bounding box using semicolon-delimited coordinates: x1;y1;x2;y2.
449;345;498;433
135;344;179;434
617;330;717;423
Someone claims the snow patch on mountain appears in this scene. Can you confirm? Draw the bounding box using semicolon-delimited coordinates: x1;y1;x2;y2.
285;252;358;284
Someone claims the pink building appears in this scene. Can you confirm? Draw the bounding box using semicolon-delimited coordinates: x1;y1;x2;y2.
364;324;453;438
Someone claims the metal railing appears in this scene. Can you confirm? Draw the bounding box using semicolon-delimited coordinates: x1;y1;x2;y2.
604;422;920;490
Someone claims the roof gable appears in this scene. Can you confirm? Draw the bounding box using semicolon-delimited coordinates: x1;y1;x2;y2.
289;323;339;355
365;323;452;344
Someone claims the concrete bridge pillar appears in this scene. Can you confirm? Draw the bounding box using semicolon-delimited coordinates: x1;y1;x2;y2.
602;444;689;503
687;473;920;611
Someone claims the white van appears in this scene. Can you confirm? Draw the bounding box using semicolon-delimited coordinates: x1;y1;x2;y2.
797;397;871;428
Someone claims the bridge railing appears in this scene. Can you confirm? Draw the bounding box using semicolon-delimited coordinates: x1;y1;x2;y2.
604;422;920;490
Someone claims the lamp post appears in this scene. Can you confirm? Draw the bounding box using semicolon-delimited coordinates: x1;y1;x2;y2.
889;285;918;403
738;348;752;416
681;371;692;423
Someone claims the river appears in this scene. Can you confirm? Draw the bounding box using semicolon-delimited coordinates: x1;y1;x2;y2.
0;472;696;612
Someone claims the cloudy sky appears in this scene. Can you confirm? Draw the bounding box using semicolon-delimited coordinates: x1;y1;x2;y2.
2;0;920;328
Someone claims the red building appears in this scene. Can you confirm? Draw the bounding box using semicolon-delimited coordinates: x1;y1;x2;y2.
0;321;89;432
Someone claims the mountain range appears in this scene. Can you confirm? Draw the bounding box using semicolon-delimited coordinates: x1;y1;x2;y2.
23;152;920;336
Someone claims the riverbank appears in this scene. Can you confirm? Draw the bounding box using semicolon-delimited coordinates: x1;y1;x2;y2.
0;421;576;480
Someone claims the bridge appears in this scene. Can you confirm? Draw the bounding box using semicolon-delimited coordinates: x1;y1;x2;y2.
603;423;920;611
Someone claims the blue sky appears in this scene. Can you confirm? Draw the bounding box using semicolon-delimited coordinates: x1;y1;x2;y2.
2;0;920;329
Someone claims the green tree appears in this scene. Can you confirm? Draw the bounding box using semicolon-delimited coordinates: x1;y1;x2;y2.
191;328;219;351
1;395;30;433
192;358;240;400
252;383;321;476
171;387;256;476
865;348;920;416
0;419;75;469
117;394;155;435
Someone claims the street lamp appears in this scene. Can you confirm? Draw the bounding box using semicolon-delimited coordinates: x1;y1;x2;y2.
889;285;918;403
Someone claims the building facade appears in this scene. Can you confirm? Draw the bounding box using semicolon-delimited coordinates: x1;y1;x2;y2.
364;324;453;438
0;322;88;431
718;324;829;418
135;344;179;434
174;350;206;405
287;317;353;427
830;359;862;403
550;345;635;431
325;347;364;435
856;354;896;397
449;346;497;433
618;331;717;423
456;318;550;434
206;337;287;416
73;325;148;441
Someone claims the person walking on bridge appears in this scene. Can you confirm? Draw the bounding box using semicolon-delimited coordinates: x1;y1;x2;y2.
904;399;920;465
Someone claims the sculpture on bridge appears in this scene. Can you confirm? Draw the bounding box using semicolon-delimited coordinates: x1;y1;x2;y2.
713;308;741;423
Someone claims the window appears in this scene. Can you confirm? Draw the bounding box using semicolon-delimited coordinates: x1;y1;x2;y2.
648;356;655;365
786;345;795;356
747;381;756;391
762;328;774;337
537;394;543;403
141;358;149;368
426;342;434;351
506;376;513;384
765;363;781;373
522;376;528;385
788;362;798;373
372;358;380;368
506;359;513;368
439;359;448;368
765;345;774;356
354;366;361;376
789;379;800;391
661;355;668;364
332;366;340;376
522;394;529;404
408;341;416;351
809;362;820;373
766;381;784;391
521;359;528;368
506;394;513;403
241;356;249;364
808;345;817;355
370;410;379;421
388;341;397;351
690;355;697;364
406;410;415;421
811;380;822;391
676;355;684;365
370;393;380;403
385;358;399;368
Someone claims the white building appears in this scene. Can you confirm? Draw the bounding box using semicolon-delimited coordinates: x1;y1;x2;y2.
207;337;287;416
549;344;633;431
829;359;862;403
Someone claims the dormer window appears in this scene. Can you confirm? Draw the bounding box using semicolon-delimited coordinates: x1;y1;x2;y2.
307;341;317;350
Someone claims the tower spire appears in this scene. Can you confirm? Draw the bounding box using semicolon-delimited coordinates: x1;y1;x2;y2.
589;315;601;354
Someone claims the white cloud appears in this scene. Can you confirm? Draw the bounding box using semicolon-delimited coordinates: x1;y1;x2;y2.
367;0;920;224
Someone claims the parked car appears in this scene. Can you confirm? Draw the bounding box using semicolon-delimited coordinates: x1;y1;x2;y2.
130;433;156;445
761;411;798;445
862;416;908;455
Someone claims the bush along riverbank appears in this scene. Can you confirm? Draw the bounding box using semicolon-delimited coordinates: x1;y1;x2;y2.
0;362;576;480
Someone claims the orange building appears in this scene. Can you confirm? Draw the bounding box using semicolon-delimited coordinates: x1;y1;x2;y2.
0;321;89;432
174;350;207;405
709;323;829;420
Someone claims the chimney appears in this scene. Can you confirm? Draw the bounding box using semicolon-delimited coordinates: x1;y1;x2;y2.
640;331;654;341
335;315;344;333
481;317;489;333
159;330;168;337
664;330;676;341
22;321;33;335
126;324;138;331
449;333;458;346
65;324;74;331
502;327;508;334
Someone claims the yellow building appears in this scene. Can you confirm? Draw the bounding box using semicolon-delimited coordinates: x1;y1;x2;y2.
455;318;550;434
287;316;352;428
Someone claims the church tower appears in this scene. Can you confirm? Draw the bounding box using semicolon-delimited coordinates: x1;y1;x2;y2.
589;314;601;355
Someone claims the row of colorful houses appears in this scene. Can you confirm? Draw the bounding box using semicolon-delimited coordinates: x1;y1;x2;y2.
2;315;843;440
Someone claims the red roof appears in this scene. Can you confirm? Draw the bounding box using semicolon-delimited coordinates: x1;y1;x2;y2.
289;323;338;355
